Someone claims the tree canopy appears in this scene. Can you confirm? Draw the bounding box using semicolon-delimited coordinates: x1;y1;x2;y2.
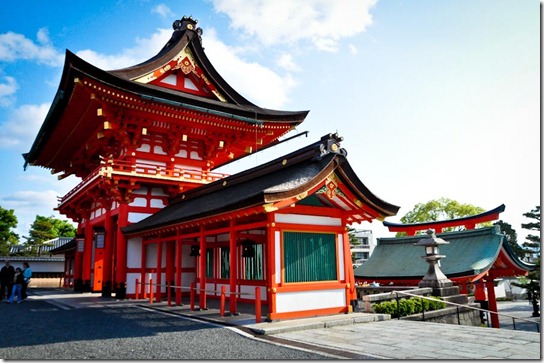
512;205;540;317
398;197;486;236
0;206;19;255
521;206;540;260
22;215;76;255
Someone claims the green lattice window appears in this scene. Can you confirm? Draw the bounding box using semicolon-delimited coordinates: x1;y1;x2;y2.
242;244;264;280
283;232;337;283
206;248;214;278
220;247;230;279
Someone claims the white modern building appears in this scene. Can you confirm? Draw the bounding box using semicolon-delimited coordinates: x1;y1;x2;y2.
350;229;376;266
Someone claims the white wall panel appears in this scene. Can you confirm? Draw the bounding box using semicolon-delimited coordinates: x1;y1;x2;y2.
127;237;142;268
274;214;341;226
275;289;345;313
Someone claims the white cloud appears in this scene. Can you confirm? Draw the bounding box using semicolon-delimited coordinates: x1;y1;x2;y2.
348;44;359;55
0;76;18;106
0;103;50;150
204;29;297;108
211;0;377;52
0;189;67;238
0;29;64;67
276;54;301;72
152;4;174;18
76;28;172;70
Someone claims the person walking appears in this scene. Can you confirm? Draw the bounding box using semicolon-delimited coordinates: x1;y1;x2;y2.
7;267;24;303
21;262;32;299
0;260;15;301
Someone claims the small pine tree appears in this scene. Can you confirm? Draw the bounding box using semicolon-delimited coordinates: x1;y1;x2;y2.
513;206;540;317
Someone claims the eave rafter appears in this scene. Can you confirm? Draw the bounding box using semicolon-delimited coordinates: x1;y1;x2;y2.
78;78;294;166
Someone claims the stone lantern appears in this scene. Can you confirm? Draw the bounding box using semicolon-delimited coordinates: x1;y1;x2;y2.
413;229;453;290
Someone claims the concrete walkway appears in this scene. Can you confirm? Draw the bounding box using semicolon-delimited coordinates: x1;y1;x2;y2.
253;318;540;359
29;289;541;360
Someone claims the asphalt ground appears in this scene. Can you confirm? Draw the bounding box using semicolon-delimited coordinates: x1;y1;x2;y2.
1;288;541;360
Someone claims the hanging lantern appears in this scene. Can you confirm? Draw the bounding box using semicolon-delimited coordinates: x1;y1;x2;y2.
190;245;200;257
241;239;256;258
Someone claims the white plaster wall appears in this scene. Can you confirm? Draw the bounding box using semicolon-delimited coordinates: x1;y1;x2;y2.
206;282;220;296
240;285;267;302
275;289;346;313
150;188;167;196
181;272;195;289
150;199;166;208
182;245;195;268
274;214;342;226
146;244;157;268
126;272;140;294
132;187;148;195
274;231;281;284
128;212;152;223
337;233;345;281
127;237;142;268
131;197;147;207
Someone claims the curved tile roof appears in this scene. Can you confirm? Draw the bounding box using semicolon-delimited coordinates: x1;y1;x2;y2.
123;133;400;235
355;226;506;280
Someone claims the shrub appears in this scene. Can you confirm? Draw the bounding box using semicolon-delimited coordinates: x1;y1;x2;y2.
372;296;446;318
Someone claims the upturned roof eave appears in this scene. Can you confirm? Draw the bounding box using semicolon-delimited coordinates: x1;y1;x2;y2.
23;49;308;167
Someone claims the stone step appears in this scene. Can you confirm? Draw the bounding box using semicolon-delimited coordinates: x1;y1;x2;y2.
432;286;460;296
441;294;469;305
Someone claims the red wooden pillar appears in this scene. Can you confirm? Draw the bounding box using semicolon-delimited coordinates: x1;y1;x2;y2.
485;279;500;328
199;225;207;309
115;202;129;299
156;241;163;302
229;221;237;315
74;235;84;291
458;281;468;294
140;240;147;298
63;255;69;287
266;214;278;319
102;209;113;297
166;240;175;304
175;234;182;305
82;223;93;292
342;226;356;311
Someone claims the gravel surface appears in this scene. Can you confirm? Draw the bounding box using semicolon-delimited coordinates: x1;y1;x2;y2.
0;298;330;360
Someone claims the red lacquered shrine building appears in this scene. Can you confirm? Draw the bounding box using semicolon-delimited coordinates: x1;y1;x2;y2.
24;16;400;320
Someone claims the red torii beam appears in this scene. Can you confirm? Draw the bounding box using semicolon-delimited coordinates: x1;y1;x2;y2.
383;204;505;236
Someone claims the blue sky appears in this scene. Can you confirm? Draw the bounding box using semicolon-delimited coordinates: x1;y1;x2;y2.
0;0;540;244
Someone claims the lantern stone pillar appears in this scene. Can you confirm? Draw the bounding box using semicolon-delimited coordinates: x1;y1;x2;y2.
413;229;457;296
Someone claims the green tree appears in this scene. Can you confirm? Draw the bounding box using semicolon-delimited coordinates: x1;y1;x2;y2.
513;206;540;317
494;220;525;259
0;206;19;255
23;215;76;255
398;198;486;236
521;206;540;261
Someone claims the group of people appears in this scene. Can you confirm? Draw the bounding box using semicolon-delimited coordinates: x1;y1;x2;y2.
0;260;32;304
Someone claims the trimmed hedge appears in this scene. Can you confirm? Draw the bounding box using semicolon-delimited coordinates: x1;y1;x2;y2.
372;296;446;318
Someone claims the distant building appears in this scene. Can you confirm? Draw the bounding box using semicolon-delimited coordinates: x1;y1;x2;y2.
350;229;376;265
9;237;74;256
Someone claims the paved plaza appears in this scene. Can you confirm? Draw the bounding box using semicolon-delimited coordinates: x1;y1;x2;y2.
12;289;543;359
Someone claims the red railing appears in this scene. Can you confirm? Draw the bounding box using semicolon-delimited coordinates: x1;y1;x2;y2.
58;159;229;206
135;278;262;323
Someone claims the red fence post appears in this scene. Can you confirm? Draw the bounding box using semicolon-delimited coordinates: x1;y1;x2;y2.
135;279;139;300
149;278;154;304
190;281;195;311
255;287;262;323
167;282;172;307
220;286;226;317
